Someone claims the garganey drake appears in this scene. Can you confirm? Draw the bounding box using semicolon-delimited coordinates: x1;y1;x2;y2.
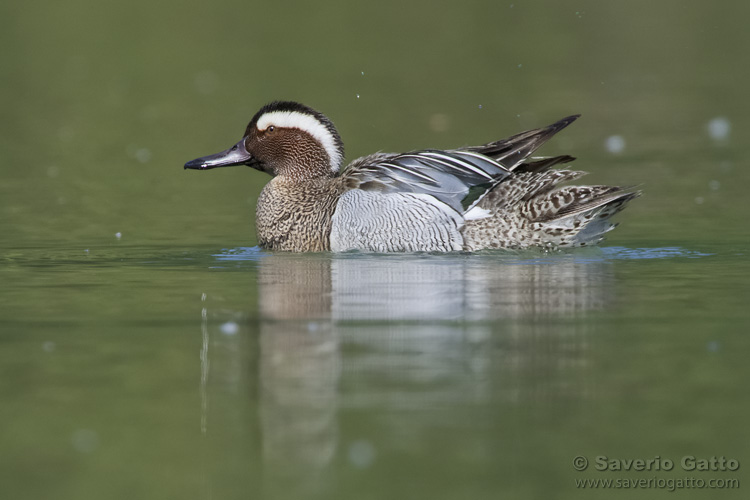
185;101;639;252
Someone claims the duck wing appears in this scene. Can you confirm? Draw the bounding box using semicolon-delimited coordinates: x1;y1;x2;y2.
342;149;511;214
341;115;581;214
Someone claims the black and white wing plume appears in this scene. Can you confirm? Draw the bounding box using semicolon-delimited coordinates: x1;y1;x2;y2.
341;114;580;214
343;149;511;214
331;116;584;252
465;114;580;170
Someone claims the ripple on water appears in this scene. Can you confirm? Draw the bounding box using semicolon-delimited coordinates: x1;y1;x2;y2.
213;246;266;262
212;246;712;263
600;247;713;260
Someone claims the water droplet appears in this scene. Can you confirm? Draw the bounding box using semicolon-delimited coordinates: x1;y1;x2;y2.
707;117;730;141
361;71;364;76
42;341;56;352
220;321;239;335
47;165;59;178
707;341;720;352
115;232;122;239
135;148;152;163
71;429;99;453
356;94;360;99
429;113;450;132
695;196;704;205
58;125;75;143
348;440;376;469
194;71;219;95
517;63;523;68
605;135;625;154
709;180;720;191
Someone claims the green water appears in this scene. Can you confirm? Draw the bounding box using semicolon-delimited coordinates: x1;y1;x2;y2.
1;1;749;498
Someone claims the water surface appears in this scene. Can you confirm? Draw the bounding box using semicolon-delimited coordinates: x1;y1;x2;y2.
2;0;749;498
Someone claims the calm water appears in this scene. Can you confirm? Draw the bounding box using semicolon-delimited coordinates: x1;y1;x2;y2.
1;1;749;499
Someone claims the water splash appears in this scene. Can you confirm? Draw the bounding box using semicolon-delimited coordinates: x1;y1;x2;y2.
213;246;711;264
214;246;266;261
600;247;713;260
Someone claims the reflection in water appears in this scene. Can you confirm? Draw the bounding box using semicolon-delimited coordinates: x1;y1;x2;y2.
330;255;613;321
258;320;339;496
255;252;615;321
203;251;617;497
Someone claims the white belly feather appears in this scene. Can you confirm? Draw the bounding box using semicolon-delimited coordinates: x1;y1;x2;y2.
330;190;464;252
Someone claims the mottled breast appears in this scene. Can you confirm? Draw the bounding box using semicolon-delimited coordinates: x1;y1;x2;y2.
330;190;464;252
255;177;344;252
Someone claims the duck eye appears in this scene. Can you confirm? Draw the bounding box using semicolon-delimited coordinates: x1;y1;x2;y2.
267;126;275;133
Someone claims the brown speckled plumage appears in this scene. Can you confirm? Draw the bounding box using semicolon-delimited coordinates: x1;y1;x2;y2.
184;101;639;252
255;176;346;252
463;170;639;250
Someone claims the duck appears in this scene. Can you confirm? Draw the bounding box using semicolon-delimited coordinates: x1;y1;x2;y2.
184;101;639;252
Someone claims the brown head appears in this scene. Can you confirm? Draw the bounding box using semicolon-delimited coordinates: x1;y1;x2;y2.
184;101;345;181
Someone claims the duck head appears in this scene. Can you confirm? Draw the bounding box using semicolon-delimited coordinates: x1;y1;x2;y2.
184;101;345;180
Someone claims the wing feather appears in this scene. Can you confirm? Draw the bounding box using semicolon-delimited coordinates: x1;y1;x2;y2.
340;115;580;214
342;149;510;214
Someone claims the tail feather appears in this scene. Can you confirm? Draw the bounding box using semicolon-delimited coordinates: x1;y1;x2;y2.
527;190;641;247
462;169;640;250
526;185;631;221
458;114;639;250
479;170;585;210
515;155;576;174
466;115;580;170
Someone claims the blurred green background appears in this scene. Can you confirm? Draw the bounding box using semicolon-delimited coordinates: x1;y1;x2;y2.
1;0;749;499
3;0;748;247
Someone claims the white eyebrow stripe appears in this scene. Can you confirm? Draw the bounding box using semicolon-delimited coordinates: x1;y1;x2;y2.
257;110;343;171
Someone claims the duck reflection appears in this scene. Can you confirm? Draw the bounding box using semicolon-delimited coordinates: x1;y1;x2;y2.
202;251;616;497
258;252;614;322
252;253;613;483
257;319;339;496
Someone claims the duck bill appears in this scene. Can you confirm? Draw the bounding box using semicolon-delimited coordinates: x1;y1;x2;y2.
184;138;255;170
